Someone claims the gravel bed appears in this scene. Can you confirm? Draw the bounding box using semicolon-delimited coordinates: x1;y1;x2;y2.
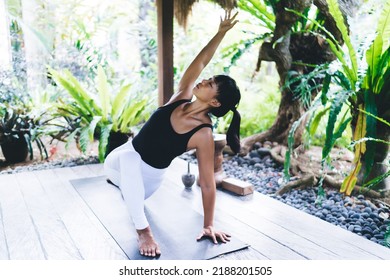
1;150;389;249
0;155;99;175
180;147;390;249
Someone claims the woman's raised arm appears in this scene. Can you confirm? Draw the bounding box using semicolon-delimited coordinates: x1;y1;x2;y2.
168;10;238;104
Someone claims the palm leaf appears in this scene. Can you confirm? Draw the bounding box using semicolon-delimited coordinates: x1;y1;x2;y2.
286;7;357;89
377;0;390;47
49;68;95;117
362;90;377;181
327;0;358;83
111;84;132;121
321;73;331;105
88;116;102;141
340;162;361;195
63;70;102;115
65;129;80;151
98;124;113;162
118;99;147;132
340;109;367;195
364;0;390;93
322;90;351;159
238;0;275;30
373;47;390;94
309;106;330;137
79;127;90;154
367;0;390;72
362;169;390;190
358;107;390;127
351;137;390;146
353;110;367;160
332;116;352;145
222;34;269;71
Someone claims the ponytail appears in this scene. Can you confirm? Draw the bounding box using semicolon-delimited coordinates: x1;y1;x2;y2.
226;108;241;154
210;75;241;154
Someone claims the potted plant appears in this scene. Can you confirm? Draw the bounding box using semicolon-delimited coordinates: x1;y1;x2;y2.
0;107;29;163
49;65;149;162
0;105;48;163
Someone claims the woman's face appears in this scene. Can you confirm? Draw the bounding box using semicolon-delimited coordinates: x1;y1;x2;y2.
193;77;218;102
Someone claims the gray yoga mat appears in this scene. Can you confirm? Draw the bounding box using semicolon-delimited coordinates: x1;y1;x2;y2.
70;176;249;260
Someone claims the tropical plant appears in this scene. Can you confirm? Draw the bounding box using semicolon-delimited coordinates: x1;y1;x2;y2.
285;0;390;195
49;65;149;162
221;0;275;71
0;105;48;162
0;63;49;162
219;0;360;156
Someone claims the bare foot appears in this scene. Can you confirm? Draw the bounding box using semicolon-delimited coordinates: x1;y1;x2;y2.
136;227;161;257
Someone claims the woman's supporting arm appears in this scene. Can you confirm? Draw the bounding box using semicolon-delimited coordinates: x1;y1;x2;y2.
193;128;231;243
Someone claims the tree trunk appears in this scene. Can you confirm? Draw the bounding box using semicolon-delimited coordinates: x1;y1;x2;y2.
240;88;306;154
0;0;11;69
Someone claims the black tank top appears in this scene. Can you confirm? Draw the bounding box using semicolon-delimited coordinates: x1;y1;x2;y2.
132;99;213;169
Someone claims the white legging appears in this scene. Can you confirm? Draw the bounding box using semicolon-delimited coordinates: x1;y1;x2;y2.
103;140;167;230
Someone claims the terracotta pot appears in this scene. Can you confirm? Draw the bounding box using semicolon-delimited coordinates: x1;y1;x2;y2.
1;134;28;163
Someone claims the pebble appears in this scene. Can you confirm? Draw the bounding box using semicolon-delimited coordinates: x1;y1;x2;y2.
0;156;99;175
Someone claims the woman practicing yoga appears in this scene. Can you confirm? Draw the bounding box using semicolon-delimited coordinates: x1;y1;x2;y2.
104;10;240;257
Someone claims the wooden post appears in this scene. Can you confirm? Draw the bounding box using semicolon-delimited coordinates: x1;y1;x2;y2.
156;0;174;106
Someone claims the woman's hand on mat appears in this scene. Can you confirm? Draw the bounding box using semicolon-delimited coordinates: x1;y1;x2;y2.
218;10;238;34
197;226;231;244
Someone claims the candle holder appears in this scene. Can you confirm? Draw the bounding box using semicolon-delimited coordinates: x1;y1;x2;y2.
182;162;195;189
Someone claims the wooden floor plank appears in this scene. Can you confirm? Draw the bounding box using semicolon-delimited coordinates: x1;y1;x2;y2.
0;202;10;259
251;194;390;259
162;165;337;260
168;159;390;260
70;165;96;179
159;175;306;259
93;164;304;259
34;168;127;260
2;158;389;260
14;171;83;260
86;163;104;175
0;174;45;260
221;189;390;259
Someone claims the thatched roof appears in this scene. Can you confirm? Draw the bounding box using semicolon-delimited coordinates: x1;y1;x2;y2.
174;0;237;28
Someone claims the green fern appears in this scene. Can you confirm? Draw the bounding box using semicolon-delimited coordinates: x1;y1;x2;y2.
327;0;358;86
322;89;351;160
238;0;275;30
50;66;149;162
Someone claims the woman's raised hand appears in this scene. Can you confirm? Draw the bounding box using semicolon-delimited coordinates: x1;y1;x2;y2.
218;10;239;33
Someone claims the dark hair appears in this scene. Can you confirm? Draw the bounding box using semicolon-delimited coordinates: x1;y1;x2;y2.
210;75;241;154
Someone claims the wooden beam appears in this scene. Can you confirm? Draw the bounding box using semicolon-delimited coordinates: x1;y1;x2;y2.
156;0;174;106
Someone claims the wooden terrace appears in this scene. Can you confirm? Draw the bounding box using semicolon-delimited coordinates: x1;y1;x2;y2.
0;158;390;260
